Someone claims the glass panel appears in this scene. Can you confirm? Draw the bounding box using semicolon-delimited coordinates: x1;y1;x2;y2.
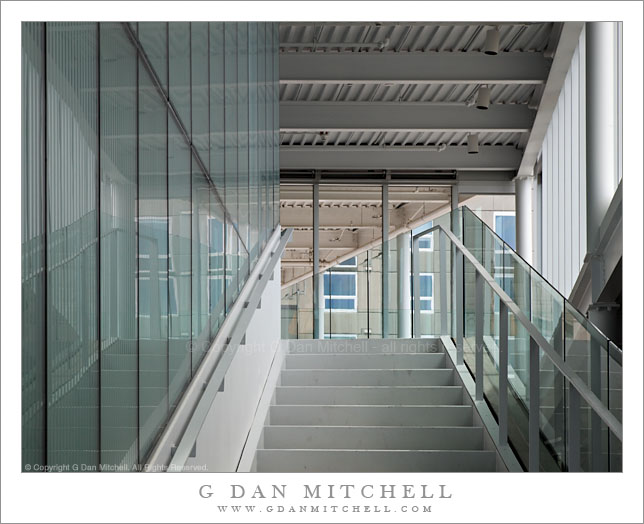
259;23;268;251
167;117;192;407
169;23;190;136
368;246;382;338
22;22;46;469
248;23;259;265
46;22;100;468
209;23;226;337
23;22;281;469
608;341;622;471
191;22;210;164
138;55;169;460
272;23;280;231
138;22;167;93
192;170;211;371
99;22;138;468
224;22;239;309
237;22;250;290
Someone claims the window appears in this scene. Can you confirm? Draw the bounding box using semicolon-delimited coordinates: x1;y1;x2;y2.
494;212;516;250
493;212;516;312
338;256;357;267
324;272;357;311
418;221;434;250
324;333;358;339
411;273;434;312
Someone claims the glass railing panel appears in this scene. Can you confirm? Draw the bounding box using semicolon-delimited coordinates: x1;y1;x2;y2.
504;308;530;470
462;257;477;375
530;269;564;350
505;243;532;321
538;339;567;471
607;340;622;471
463;206;484;266
481;278;500;423
608;341;623;424
564;302;609;403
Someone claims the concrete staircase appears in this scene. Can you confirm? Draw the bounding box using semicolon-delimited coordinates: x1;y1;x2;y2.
252;338;501;472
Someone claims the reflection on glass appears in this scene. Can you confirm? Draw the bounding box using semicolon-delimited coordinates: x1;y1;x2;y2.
22;22;280;469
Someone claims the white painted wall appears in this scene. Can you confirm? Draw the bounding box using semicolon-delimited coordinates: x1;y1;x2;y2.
540;27;587;296
184;260;282;472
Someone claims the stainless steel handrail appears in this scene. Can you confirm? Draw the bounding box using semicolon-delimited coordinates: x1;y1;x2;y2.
167;227;292;470
460;205;622;355
144;227;292;470
412;224;622;471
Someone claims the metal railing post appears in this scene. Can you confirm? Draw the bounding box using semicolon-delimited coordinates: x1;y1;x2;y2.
498;301;509;446
412;236;421;338
475;271;484;400
439;229;448;336
567;382;581;472
382;183;390;339
529;336;540;471
455;250;464;365
590;336;602;471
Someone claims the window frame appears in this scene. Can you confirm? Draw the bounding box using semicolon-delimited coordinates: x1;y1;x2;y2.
411;272;434;313
323;271;358;312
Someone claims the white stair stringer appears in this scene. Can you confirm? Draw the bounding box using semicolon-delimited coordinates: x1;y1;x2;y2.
251;338;506;472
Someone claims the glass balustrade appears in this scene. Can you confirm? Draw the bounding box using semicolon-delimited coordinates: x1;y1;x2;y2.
279;203;622;472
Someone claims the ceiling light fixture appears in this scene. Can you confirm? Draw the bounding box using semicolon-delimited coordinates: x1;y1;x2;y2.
484;27;500;55
467;133;479;154
475;86;491;110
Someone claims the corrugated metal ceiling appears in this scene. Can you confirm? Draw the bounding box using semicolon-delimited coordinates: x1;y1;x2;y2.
279;22;554;54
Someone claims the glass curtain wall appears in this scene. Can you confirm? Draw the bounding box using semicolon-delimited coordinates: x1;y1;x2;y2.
21;21;280;471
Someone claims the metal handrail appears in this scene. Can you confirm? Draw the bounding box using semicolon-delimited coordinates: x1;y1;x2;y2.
413;225;623;470
460;205;622;354
165;227;293;470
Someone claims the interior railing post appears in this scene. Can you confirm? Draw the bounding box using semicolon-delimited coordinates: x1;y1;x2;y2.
455;248;464;365
475;270;484;400
529;336;540;471
412;236;421;338
568;382;581;472
590;335;602;471
439;229;448;336
498;300;509;446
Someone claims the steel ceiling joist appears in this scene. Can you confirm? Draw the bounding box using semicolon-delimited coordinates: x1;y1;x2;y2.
280;52;550;85
280;145;522;171
280;102;535;134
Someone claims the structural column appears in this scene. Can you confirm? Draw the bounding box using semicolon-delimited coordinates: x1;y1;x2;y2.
312;182;324;339
450;184;459;233
397;232;411;338
515;174;534;264
586;22;618;255
381;183;390;338
585;21;619;471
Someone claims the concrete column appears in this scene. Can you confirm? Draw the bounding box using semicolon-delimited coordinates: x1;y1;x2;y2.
312;183;323;339
381;184;390;338
586;22;618;256
396;233;411;338
515;174;534;264
585;23;619;469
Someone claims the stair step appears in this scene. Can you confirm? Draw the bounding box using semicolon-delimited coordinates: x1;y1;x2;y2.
288;338;441;355
285;353;446;370
256;449;496;472
275;386;464;406
269;405;473;426
262;425;484;450
280;368;454;387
